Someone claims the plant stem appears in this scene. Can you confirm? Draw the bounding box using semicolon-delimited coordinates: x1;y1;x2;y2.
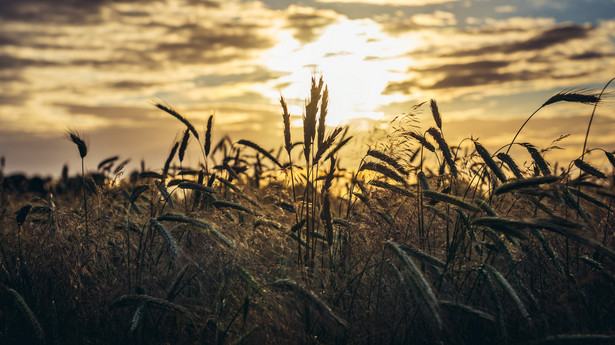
82;158;88;236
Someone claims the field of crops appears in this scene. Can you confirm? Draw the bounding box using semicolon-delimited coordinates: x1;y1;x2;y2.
1;77;615;345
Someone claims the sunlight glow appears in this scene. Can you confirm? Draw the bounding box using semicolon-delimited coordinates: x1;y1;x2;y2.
262;17;419;126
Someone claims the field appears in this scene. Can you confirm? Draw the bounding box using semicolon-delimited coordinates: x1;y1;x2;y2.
1;77;615;345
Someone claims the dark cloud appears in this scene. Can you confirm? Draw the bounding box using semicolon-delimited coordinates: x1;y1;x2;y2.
0;73;23;82
0;52;156;73
417;60;510;73
53;103;159;121
0;54;59;70
166;23;271;49
275;81;292;90
445;24;592;57
0;0;108;24
0;0;218;24
216;91;273;104
0;34;18;46
570;51;614;60
384;22;610;95
156;23;273;64
193;67;289;88
286;10;337;43
71;52;158;70
0;94;29;106
384;60;538;93
426;70;537;89
108;80;162;90
177;0;219;8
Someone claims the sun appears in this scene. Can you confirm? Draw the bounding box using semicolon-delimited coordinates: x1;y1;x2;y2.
261;16;419;126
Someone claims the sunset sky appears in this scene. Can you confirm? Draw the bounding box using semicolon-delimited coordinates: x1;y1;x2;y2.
1;0;615;176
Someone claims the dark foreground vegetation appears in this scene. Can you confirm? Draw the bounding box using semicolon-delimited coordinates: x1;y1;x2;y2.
1;77;615;345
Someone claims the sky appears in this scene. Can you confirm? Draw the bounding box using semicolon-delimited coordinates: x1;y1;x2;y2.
1;0;615;176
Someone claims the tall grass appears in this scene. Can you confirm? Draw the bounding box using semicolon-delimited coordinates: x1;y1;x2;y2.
0;77;614;345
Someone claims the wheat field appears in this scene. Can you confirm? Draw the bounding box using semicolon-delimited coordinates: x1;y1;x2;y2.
1;76;615;345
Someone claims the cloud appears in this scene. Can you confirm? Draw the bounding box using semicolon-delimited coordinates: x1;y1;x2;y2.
0;0;219;23
53;103;160;122
382;20;614;97
0;93;29;106
285;6;339;43
1;0;615;176
494;5;516;13
463;17;556;33
0;54;59;70
383;60;542;92
156;22;273;64
315;0;458;6
569;51;615;60
411;11;456;27
0;0;110;24
193;67;290;88
107;80;163;90
447;23;592;57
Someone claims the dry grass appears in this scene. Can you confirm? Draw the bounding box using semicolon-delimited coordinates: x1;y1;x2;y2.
1;77;615;345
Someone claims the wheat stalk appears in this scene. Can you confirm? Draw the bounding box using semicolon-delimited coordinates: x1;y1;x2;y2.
321;192;333;244
178;128;190;163
280;95;292;155
204;114;214;159
66;129;88;158
177;182;217;194
407;131;436;152
66;129;89;235
367;149;408;175
237;139;282;168
98;155;119;171
156;103;200;140
439;300;495;323
430;99;442;130
422;190;481;213
360;161;407;185
427;127;457;177
574;159;606;179
386;241;442;330
522;144;551;175
111;294;188;314
471;217;530;240
496;152;524;179
162;215;237;249
507;90;600;154
399;243;446;269
474;141;507;183
417;171;430;191
494;176;558;195
150;218;180;256
272;278;349;329
317;85;329;152
163;142;179;180
313;126;343;164
4;287;45;344
369;180;415;198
